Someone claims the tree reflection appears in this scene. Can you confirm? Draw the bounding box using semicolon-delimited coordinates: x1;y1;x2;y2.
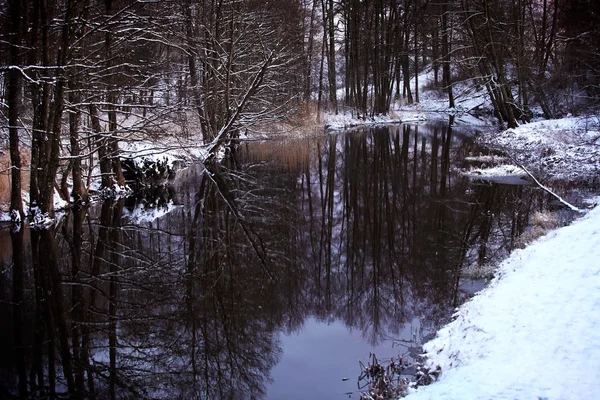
291;122;543;343
10;226;27;397
0;122;555;398
1;174;286;398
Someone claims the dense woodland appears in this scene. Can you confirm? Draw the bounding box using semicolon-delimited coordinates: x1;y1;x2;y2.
1;0;599;218
1;1;598;398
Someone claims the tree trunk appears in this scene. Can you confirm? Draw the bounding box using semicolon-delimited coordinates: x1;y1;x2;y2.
89;104;115;188
7;0;24;220
185;0;211;141
402;28;413;104
414;23;420;104
432;18;439;85
441;4;455;108
105;0;125;188
68;85;88;202
326;0;338;113
317;26;326;122
305;0;318;103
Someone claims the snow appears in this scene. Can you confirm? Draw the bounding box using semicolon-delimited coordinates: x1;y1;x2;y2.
29;208;55;229
120;140;186;171
464;155;508;164
456;115;600;189
317;93;600;400
0;56;598;397
9;209;20;225
0;211;10;222
479;116;600;182
405;199;600;400
462;164;530;185
396;65;493;124
323;112;406;131
322;65;497;132
0;189;69;227
122;200;181;224
54;188;69;210
0;134;210;225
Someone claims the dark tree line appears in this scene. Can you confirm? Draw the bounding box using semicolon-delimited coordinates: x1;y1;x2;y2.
307;0;600;124
0;0;304;219
1;0;599;219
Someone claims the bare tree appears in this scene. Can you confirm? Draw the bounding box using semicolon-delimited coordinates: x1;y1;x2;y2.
6;0;25;220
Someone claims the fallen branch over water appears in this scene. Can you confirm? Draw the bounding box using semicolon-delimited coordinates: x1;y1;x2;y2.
508;156;583;213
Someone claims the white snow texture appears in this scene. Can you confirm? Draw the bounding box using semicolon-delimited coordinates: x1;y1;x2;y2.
406;201;600;400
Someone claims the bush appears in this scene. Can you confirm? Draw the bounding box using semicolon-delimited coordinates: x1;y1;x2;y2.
358;354;410;399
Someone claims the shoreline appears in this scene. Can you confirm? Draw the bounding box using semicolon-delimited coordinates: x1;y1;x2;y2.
2;111;598;225
405;197;600;399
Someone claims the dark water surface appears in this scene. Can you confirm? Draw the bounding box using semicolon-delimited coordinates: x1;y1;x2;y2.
1;122;561;399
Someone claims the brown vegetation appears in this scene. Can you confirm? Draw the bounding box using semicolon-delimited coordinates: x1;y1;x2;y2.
515;211;562;249
0;149;29;213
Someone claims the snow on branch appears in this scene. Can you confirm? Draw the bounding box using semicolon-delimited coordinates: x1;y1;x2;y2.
204;51;275;163
510;157;584;213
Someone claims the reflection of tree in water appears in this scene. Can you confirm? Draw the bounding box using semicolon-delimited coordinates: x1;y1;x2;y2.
289;122;548;344
289;124;468;343
1;166;287;398
1;122;557;398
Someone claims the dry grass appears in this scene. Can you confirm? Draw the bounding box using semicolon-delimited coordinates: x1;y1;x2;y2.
515;211;562;249
0;149;31;213
462;262;497;280
531;210;561;230
249;102;325;139
0;154;9;212
242;137;317;171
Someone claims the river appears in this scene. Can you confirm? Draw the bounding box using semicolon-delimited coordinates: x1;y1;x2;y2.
0;121;559;399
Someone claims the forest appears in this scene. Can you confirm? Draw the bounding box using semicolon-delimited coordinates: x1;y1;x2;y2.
1;0;599;220
2;1;600;399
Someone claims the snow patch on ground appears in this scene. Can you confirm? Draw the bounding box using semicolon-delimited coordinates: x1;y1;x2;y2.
322;66;497;132
397;66;494;121
120;139;205;169
29;208;56;229
0;189;70;227
405;200;600;400
462;164;530;185
479;116;600;182
464;155;508;164
0;134;213;224
323;112;410;131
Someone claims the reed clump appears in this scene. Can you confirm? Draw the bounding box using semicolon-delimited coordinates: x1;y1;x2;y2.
515;211;562;249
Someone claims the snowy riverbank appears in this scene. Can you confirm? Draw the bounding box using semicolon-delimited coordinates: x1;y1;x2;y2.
477;116;600;183
405;197;600;399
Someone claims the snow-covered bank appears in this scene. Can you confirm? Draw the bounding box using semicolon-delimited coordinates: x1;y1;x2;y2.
323;111;427;131
478;116;600;183
321;107;489;133
405;198;600;400
321;91;492;132
0;136;206;225
322;65;495;132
